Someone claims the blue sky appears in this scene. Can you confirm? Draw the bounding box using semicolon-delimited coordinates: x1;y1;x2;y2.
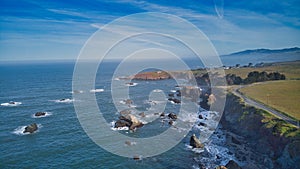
0;0;299;61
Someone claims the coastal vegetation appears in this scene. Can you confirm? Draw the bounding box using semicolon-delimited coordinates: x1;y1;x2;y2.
224;61;300;80
222;93;300;168
226;71;285;85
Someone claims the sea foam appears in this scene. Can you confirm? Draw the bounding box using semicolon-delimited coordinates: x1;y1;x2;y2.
54;99;74;103
1;101;22;106
90;89;104;93
110;121;129;131
71;90;84;94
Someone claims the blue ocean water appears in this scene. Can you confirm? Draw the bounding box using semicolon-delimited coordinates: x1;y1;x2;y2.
0;61;217;169
1;53;299;168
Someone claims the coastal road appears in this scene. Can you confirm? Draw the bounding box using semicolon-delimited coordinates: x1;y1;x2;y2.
231;84;299;128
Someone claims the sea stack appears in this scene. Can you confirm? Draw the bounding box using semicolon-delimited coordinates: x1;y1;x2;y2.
23;123;38;133
114;114;144;131
35;112;46;117
190;134;204;148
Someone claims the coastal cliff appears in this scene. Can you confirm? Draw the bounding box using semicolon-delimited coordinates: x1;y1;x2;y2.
221;93;300;169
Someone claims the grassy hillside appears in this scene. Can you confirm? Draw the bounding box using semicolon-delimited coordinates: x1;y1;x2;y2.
240;80;300;120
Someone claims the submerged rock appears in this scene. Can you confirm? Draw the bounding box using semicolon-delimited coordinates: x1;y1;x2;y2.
190;134;204;148
133;155;142;160
168;93;175;97
138;112;146;118
23;123;38;133
35;112;46;117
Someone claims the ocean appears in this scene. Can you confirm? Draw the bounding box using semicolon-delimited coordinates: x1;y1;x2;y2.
0;55;297;169
0;60;235;169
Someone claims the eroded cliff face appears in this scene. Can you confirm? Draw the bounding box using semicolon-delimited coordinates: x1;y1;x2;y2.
221;94;300;169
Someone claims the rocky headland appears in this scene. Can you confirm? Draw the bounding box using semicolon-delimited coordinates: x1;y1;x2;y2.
133;71;171;80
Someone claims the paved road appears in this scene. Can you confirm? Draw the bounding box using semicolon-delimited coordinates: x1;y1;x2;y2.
231;85;299;128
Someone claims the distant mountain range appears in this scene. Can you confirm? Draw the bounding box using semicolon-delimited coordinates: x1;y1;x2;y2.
225;47;300;56
220;47;300;66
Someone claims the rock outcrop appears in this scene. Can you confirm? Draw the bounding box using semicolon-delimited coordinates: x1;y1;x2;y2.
23;123;38;133
115;114;144;131
190;134;204;148
35;112;46;117
168;98;181;104
168;113;177;120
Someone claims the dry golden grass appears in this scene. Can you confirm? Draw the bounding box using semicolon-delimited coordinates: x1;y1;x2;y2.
192;61;300;80
240;80;300;120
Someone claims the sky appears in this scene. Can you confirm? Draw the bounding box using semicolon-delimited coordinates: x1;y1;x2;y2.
0;0;299;61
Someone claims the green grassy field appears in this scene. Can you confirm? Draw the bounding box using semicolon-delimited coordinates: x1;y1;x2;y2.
240;80;300;120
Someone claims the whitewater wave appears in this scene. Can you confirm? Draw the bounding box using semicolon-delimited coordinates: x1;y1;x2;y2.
169;100;180;105
170;90;177;93
153;89;163;92
71;90;83;94
179;111;198;123
32;112;52;118
119;100;129;104
187;120;238;169
110;121;129;131
90;89;104;93
185;144;205;154
1;101;22;107
12;124;42;136
54;99;74;103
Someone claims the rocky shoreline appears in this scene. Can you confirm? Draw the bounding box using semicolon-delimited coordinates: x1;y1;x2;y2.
221;93;300;169
123;69;299;168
